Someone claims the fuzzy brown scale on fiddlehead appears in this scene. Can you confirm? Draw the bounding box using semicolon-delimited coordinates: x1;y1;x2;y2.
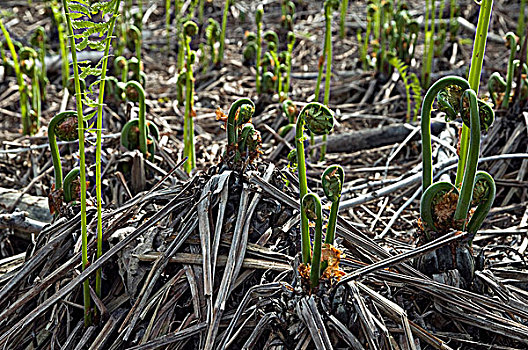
420;182;459;238
282;99;298;124
238;123;262;162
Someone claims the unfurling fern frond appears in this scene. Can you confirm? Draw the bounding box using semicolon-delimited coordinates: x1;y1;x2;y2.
389;56;421;121
65;0;120;117
61;0;122;326
410;73;422;122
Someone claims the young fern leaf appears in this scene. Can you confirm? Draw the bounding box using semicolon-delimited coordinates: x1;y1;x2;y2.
410;73;422;122
389;56;413;122
62;0;121;325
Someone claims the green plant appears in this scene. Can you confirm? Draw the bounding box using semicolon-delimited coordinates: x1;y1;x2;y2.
322;165;344;246
295;103;334;264
263;30;281;95
243;32;257;66
206;18;221;67
320;0;339;161
284;31;295;96
120;81;159;160
500;32;518;109
114;56;129;83
456;0;493;188
30;27;48;101
422;0;436;88
389;56;422;121
225;98;255;147
48;111;84;195
280;0;295;30
166;0;171;50
518;0;526;42
301;164;344;289
218;0;230;63
433;0;447;58
278;99;297;137
302;193;323;287
420;76;495;240
339;0;349;39
448;0;460;43
0;18;30;135
183;21;198;173
255;5;263;93
62;0;121;325
19;47;41;134
49;1;69;89
127;25;143;84
63;167;81;203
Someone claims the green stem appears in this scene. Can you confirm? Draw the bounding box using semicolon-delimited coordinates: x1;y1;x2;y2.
63;167;80;203
296;111;311;264
466;171;496;234
0;19;29;135
303;193;323;288
184;35;195;173
362;18;372;69
295;103;334;264
456;0;493;187
226;98;255;147
518;0;526;40
420;76;470;192
31;66;41;132
314;36;327;102
219;0;229;63
166;0;171;50
322;165;344;245
339;0;349;39
50;2;69;89
95;0;121;301
62;0;91;326
126;81;147;156
424;0;436;88
48;111;78;191
320;4;333;161
453;90;480;230
501;32;517;109
255;7;263;94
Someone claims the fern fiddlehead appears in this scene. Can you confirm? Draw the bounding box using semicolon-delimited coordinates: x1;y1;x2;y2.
48;111;83;192
296;103;334;263
121;81;159;160
226;98;255;149
322;165;344;245
420;76;495;239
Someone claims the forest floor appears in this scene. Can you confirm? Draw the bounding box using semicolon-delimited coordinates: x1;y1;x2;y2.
0;0;527;349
